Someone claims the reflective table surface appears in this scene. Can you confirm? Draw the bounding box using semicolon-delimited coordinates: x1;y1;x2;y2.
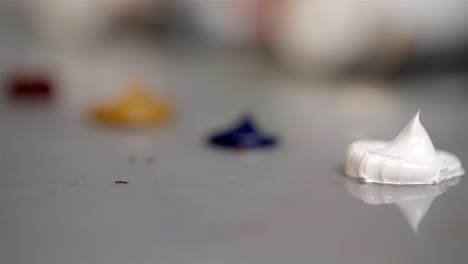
0;41;467;264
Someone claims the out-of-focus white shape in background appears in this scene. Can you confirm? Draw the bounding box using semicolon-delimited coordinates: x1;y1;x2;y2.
6;0;468;74
22;0;164;48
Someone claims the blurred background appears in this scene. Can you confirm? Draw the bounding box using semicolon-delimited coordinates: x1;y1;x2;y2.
0;1;467;264
1;0;466;114
1;0;467;73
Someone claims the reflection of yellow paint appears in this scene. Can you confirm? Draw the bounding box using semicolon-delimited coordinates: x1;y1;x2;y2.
91;83;171;127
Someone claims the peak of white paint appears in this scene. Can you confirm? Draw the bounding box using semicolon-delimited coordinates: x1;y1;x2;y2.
376;111;443;165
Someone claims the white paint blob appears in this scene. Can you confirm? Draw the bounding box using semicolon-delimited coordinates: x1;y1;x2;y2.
346;112;464;185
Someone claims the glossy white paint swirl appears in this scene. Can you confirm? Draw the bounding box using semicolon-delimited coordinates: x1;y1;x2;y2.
346;112;464;184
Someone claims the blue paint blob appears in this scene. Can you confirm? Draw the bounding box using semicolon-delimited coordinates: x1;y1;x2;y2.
208;115;278;150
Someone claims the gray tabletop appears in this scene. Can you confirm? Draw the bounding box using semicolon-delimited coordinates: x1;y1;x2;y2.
0;41;467;264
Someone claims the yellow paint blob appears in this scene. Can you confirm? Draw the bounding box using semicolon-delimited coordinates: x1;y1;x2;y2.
91;84;171;127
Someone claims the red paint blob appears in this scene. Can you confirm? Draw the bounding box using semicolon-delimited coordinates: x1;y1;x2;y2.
7;71;54;100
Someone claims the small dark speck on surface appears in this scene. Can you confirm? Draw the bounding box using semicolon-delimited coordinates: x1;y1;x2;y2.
128;155;136;164
114;181;129;184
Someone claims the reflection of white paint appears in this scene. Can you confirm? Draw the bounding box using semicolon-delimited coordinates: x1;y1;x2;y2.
347;177;460;232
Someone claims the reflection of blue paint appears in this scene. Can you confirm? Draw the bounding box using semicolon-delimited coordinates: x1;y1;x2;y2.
208;115;278;150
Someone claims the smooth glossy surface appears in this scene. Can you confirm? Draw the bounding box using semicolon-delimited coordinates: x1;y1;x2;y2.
0;43;466;264
346;112;464;184
347;177;461;232
209;115;277;150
